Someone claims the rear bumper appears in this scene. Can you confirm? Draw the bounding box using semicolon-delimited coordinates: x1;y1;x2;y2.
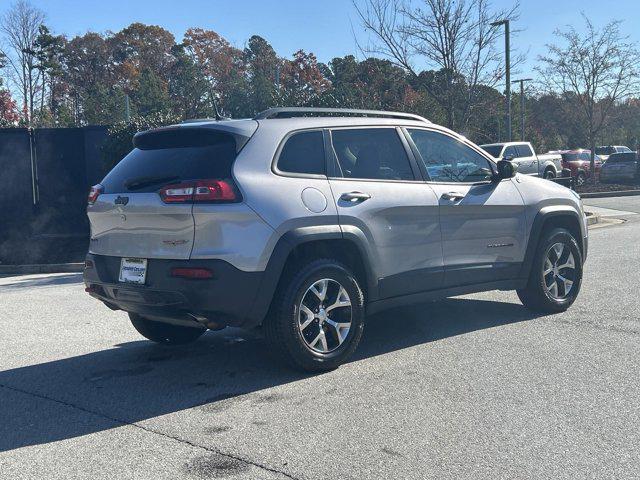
83;254;265;328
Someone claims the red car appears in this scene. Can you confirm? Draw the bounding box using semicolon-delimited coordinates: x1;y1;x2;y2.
560;150;603;186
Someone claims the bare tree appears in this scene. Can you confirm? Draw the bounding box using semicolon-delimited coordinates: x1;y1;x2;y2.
353;0;519;131
0;0;45;125
537;15;640;173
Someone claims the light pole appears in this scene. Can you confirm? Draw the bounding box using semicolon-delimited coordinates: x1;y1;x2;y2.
512;78;533;140
490;19;511;141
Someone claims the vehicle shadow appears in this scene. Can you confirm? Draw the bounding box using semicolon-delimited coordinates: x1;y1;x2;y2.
0;297;542;452
0;273;83;290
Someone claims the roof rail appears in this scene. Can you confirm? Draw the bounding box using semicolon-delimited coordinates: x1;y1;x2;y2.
253;107;429;123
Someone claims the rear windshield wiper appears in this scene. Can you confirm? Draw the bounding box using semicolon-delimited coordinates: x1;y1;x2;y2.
124;175;180;191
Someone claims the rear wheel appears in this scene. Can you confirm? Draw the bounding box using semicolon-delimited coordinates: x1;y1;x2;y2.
517;228;582;313
129;313;206;345
575;171;587;186
265;259;365;372
543;168;556;180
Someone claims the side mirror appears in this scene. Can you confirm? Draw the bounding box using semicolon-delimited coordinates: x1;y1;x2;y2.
494;159;517;180
502;155;514;162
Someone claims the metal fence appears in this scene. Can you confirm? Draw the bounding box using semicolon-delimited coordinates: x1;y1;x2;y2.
0;126;109;264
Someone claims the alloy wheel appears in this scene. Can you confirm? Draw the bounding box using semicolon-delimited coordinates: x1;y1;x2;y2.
543;242;576;300
298;278;352;353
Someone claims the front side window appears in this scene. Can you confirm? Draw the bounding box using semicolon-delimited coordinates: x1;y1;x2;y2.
516;144;533;157
503;145;518;159
407;129;493;183
277;130;325;175
330;128;414;181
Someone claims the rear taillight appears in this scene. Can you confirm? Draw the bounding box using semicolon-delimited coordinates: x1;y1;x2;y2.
159;179;240;204
88;184;103;205
170;267;214;279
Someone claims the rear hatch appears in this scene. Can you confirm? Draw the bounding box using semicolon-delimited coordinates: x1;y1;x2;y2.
88;125;251;260
604;153;637;172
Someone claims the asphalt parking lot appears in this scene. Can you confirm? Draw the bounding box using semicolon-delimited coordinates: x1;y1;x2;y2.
1;206;639;479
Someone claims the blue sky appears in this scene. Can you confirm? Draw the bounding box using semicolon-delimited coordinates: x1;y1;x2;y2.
17;0;640;81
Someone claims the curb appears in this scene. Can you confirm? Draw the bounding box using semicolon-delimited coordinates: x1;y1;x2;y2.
0;263;84;275
585;211;600;226
580;190;640;198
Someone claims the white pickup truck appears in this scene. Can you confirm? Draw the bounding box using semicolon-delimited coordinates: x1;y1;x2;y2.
480;142;563;179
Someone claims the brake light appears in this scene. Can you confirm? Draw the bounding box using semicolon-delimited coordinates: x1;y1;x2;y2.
159;179;240;203
170;267;214;279
88;184;103;205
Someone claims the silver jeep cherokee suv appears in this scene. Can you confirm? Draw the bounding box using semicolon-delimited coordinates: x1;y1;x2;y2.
84;108;588;371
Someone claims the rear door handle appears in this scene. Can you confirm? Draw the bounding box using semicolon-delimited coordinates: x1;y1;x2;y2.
340;191;371;202
441;191;466;201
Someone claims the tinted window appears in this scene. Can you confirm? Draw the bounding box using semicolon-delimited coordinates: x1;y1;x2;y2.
331;128;414;181
596;146;615;155
480;145;503;158
503;145;518;159
516;144;533;157
579;153;591;161
562;153;579;161
408;129;493;183
608;153;637;163
277;130;325;175
101;130;237;193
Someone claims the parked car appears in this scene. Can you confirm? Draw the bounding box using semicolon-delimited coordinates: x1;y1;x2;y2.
560;149;602;186
599;152;639;184
595;145;632;162
84;108;588;371
479;141;563;179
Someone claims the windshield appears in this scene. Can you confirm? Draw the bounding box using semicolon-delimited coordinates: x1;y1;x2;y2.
480;145;503;158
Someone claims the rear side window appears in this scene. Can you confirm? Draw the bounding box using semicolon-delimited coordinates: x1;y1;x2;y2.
516;144;533;157
330;128;414;181
276;130;325;175
101;129;237;193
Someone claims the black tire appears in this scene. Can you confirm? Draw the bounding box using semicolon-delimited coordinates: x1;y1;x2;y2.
264;259;365;372
576;171;586;186
517;228;583;313
129;313;206;345
543;168;556;180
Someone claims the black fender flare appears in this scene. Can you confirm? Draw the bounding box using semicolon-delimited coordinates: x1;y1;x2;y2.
519;207;585;280
245;224;377;326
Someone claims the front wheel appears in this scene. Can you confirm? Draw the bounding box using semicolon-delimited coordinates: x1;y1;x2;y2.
543;168;556;180
575;171;587;186
517;228;583;313
129;313;206;345
265;259;365;372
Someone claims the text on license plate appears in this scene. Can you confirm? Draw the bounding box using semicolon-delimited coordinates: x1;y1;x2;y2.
119;258;147;284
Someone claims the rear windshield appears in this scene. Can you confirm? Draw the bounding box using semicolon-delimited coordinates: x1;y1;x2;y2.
607;153;637;163
562;152;591;161
101;129;237;193
480;145;503;158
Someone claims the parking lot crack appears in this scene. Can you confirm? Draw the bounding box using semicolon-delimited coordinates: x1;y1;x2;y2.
0;382;300;480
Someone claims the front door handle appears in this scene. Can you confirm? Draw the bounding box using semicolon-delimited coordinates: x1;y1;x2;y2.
340;191;371;202
441;191;466;201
